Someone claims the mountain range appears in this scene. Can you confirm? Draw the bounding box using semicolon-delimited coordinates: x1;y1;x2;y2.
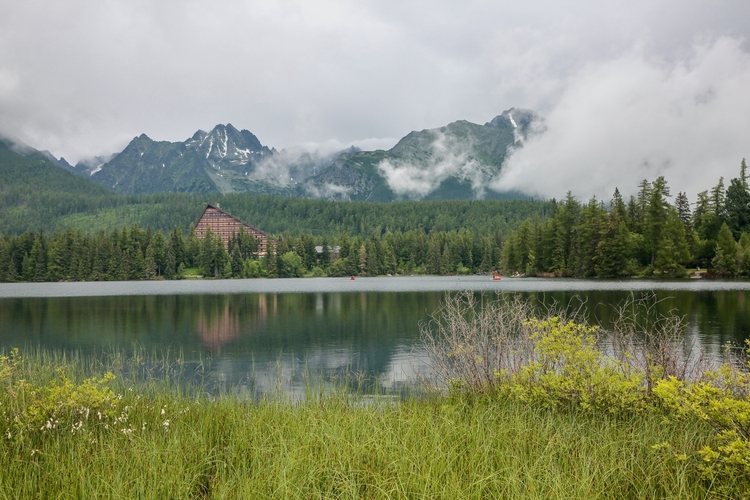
11;108;540;202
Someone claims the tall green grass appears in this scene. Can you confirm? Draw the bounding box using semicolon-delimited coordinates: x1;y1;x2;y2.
0;347;732;499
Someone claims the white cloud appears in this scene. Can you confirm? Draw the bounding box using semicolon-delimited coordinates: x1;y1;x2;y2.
0;0;748;170
491;37;750;200
304;182;353;199
249;137;397;189
377;131;489;199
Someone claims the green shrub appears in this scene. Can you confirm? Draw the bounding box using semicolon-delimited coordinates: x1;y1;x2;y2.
1;349;118;440
654;348;750;488
307;266;327;277
511;317;646;413
242;258;264;278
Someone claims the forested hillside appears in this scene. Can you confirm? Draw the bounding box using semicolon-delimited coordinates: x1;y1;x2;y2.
0;140;119;233
0;139;548;237
502;159;750;278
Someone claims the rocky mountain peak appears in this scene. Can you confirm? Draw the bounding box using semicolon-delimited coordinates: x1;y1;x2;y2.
485;108;539;139
184;123;269;169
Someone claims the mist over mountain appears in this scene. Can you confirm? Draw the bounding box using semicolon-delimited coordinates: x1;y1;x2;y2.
44;108;539;201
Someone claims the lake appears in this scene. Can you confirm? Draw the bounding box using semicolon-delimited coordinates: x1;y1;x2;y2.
1;277;750;395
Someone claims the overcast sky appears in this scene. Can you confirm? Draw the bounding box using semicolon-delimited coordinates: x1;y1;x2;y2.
1;0;749;199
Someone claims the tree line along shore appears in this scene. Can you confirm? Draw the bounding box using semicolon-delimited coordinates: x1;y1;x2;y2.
503;159;750;278
1;160;748;282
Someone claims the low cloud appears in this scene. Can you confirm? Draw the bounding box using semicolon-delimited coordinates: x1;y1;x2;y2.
296;137;399;156
491;37;750;201
251;137;398;188
249;147;327;187
377;131;490;199
304;182;353;199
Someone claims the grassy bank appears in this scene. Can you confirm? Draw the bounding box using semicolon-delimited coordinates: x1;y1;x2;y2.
4;290;750;498
0;348;738;499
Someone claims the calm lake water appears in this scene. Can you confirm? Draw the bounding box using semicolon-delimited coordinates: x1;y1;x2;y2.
1;277;750;395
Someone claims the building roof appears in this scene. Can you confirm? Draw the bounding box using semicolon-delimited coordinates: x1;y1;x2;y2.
197;203;267;236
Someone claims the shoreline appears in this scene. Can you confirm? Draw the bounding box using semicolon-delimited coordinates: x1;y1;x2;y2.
3;275;750;298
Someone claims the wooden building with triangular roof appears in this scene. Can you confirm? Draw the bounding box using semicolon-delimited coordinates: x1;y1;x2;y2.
195;204;268;255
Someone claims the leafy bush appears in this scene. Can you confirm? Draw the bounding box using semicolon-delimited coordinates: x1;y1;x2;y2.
1;349;118;440
654;344;750;488
242;259;264;278
512;317;646;413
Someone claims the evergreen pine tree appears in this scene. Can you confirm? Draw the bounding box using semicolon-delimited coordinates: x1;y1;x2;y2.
738;233;750;276
164;247;176;280
644;176;671;269
440;243;454;275
741;158;749;189
185;224;201;268
516;219;533;274
132;247;146;280
653;208;691;277
635;179;652;231
366;239;380;276
144;244;156;280
152;230;166;276
92;236;109;281
338;232;351;262
221;251;233;279
479;237;494;273
626;195;639;232
725;177;750;238
7;255;17;282
30;233;46;282
593;191;632;277
201;229;217;277
168;227;186;268
21;252;33;282
674;191;692;231
320;235;331;268
382;241;397;275
712;223;738;276
426;237;442;274
710;177;726;219
358;244;367;276
595;215;631;278
264;243;278;278
0;241;8;282
230;243;243;277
